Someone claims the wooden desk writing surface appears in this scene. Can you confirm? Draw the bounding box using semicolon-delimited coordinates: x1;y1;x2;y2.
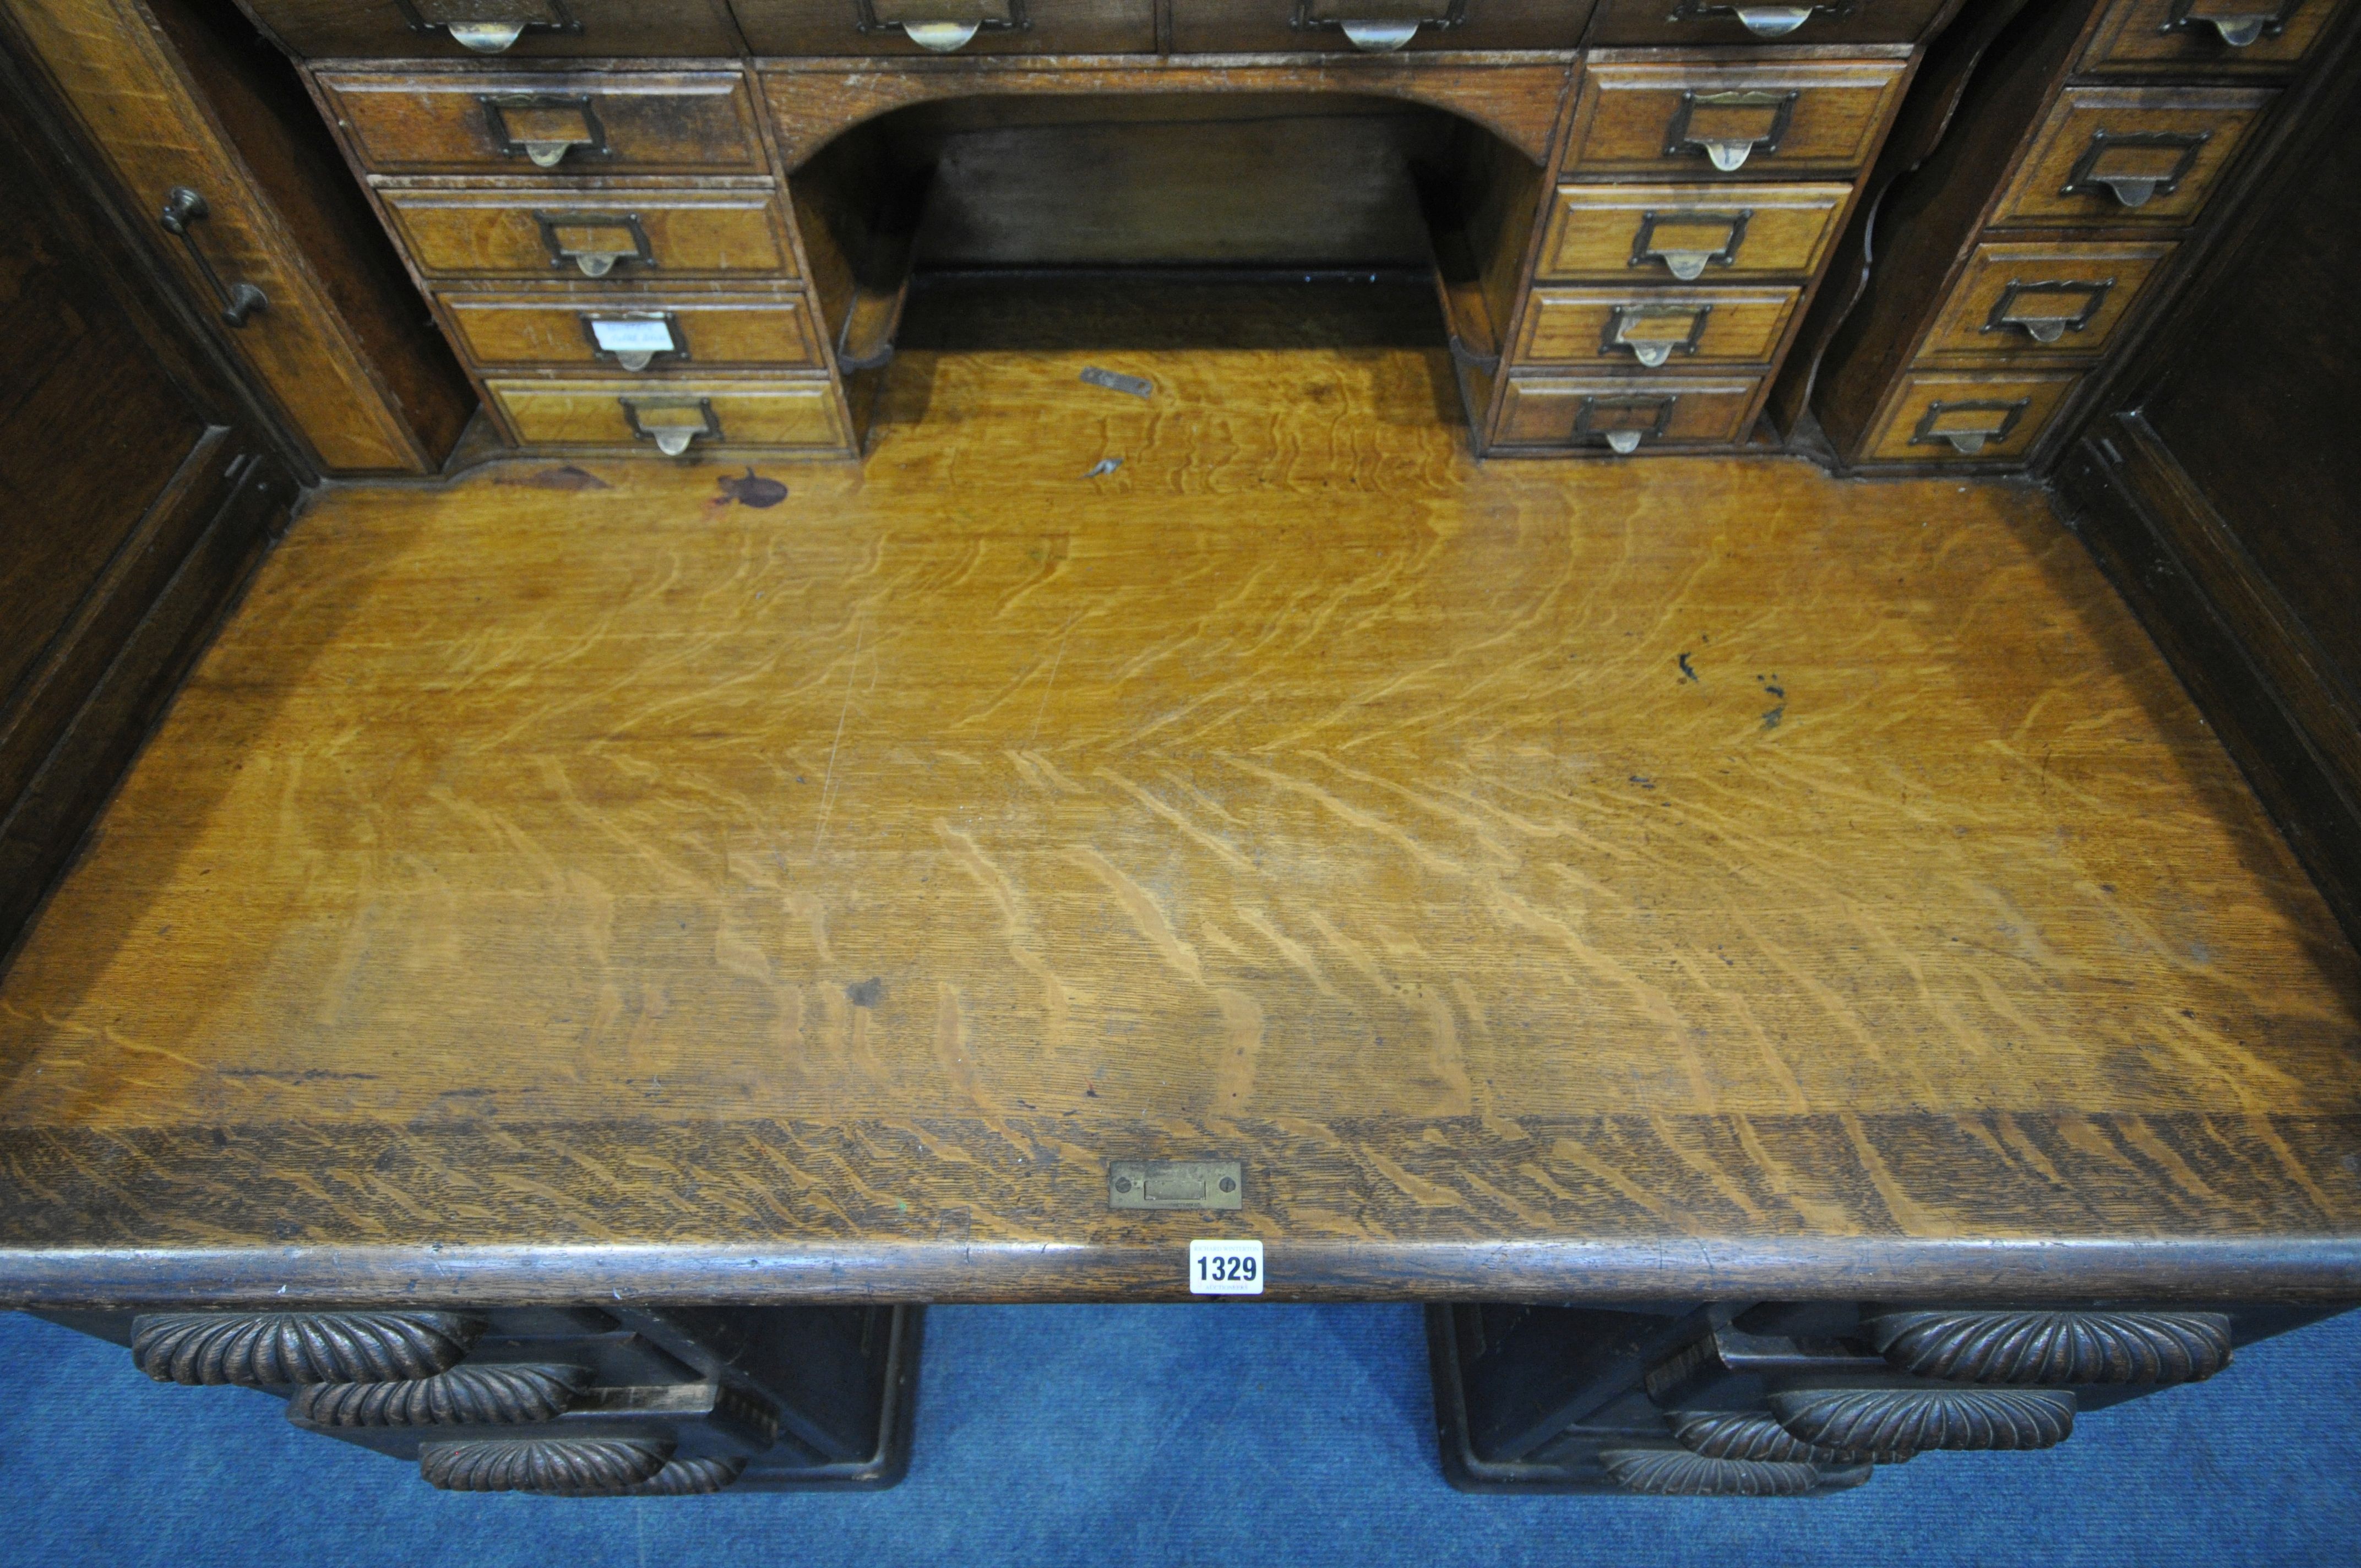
4;342;2359;1307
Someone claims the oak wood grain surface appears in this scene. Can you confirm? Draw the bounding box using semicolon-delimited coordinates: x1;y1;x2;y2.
3;344;2359;1306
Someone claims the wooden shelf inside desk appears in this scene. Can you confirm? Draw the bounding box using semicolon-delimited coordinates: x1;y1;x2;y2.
3;341;2358;1308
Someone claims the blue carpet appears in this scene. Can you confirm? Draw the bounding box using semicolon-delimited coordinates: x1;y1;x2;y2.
2;1304;2356;1567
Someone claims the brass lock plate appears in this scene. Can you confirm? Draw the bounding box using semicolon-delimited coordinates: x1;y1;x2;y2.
1109;1159;1244;1211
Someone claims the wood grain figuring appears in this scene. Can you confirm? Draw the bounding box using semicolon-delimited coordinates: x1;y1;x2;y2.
1538;182;1851;281
2;347;2360;1304
439;288;825;371
1862;367;2080;461
485;374;847;450
1515;286;1800;367
1988;85;2275;228
1560;52;1912;181
2078;0;2351;76
1494;371;1762;445
756;56;1572;170
1913;239;2175;362
377;184;797;280
316;68;769;177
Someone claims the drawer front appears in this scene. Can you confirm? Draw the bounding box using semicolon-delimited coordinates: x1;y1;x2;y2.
379;189;797;280
2080;0;2349;76
488;376;850;451
730;0;1154;54
1584;0;1951;46
1562;55;1912;179
1167;0;1600;52
1516;286;1802;367
1862;371;2081;462
239;0;745;58
1497;373;1763;450
1992;86;2274;227
318;71;765;177
1916;241;2176;362
440;291;825;371
1538;183;1850;282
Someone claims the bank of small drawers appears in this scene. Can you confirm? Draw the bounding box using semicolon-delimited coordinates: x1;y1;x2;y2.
329;62;847;459
1494;44;1903;456
1851;0;2346;467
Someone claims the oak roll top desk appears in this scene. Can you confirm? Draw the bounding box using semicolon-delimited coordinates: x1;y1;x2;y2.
2;0;2360;1505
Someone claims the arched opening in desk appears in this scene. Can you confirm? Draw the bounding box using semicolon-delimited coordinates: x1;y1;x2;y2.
782;87;1549;444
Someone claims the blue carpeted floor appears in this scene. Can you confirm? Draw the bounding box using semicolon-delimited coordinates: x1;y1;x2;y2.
2;1304;2357;1567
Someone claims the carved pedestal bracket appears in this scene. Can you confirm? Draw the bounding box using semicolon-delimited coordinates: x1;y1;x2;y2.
625;1456;750;1495
420;1438;672;1495
1669;1409;1903;1466
130;1311;487;1386
1600;1447;1867;1497
1863;1310;2233;1385
1769;1386;2076;1452
287;1363;591;1427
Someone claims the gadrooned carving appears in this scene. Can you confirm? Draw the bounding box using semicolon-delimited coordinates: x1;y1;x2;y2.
625;1456;751;1496
1769;1387;2076;1452
1864;1310;2233;1386
420;1439;672;1495
1669;1409;1903;1466
131;1311;487;1386
1600;1448;1827;1498
287;1363;591;1427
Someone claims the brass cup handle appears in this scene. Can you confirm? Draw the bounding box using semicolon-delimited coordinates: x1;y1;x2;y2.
1339;18;1421;47
1735;6;1813;35
2183;7;2278;46
446;20;527;50
901;20;981;48
158;187;266;329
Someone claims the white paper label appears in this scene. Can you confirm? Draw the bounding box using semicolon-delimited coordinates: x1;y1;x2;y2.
1188;1239;1264;1295
589;318;676;354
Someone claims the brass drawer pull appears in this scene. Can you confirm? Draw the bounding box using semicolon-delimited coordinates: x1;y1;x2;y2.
2063;128;2211;209
1910;396;2031;456
1770;1386;2076;1451
485;95;607;169
1604;303;1712;367
2168;0;2292;46
1630;210;1751;281
158;187;267;328
1981;278;2114;344
1864;1310;2233;1385
399;0;579;51
1671;1;1848;36
1667;91;1798;173
131;1311;486;1386
862;0;1022;49
1577;394;1677;454
535;211;653;278
585;312;684;372
1295;0;1461;49
623;395;721;455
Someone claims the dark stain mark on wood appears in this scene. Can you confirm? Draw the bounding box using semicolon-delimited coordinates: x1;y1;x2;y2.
498;465;610;492
1678;652;1699;683
846;978;883;1008
717;469;788;509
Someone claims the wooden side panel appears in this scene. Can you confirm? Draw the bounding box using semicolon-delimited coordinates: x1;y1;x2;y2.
2;0;443;472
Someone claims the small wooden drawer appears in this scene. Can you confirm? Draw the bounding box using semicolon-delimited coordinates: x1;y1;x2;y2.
238;0;745;58
1584;0;1952;46
1167;0;1600;52
2080;0;2349;77
1561;53;1912;179
487;376;850;453
1537;183;1850;283
1914;241;2177;362
438;290;825;372
317;70;766;177
378;186;798;281
1992;86;2275;228
1861;371;2081;463
1515;286;1802;368
729;0;1154;54
1495;373;1763;451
